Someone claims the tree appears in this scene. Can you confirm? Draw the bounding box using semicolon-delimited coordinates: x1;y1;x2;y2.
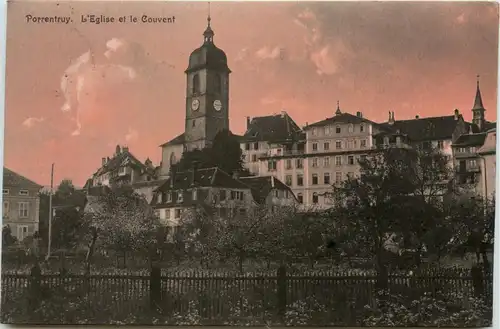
2;225;17;248
82;186;160;270
173;129;249;176
54;179;76;201
328;146;453;287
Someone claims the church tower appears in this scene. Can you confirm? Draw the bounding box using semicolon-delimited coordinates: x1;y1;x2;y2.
472;75;486;131
184;13;231;151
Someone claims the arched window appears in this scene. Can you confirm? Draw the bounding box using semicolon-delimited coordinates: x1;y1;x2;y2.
297;193;303;204
214;74;222;94
312;193;319;204
192;74;200;94
169;152;177;165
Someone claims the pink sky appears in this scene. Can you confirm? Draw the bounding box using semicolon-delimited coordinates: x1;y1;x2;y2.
4;1;499;186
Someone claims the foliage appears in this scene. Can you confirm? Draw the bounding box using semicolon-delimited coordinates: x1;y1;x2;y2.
172;129;249;175
2;225;18;248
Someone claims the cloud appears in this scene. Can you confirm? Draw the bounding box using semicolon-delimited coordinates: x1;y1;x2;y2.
260;97;279;105
22;117;45;128
456;13;466;24
125;128;139;142
234;48;248;62
255;46;283;60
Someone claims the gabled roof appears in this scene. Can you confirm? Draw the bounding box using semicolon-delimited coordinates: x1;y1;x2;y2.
238;175;294;204
241;112;305;143
305;112;379;130
3;168;42;189
452;133;487;147
380;115;461;142
156;167;249;192
93;147;151;178
160;133;185;147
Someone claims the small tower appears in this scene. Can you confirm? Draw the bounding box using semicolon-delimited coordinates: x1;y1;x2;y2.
335;100;341;115
472;75;486;131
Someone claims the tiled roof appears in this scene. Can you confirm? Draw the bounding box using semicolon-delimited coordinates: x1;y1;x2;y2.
133;179;168;189
380;115;461;142
453;133;487;147
305;112;380;129
238;175;293;204
156;167;249;192
95;149;150;177
484;121;497;131
3;168;42;189
160;133;185;147
241;112;305;143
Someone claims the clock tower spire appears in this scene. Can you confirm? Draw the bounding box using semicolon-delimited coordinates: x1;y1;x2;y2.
183;7;231;152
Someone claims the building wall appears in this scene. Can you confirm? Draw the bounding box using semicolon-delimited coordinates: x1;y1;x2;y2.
2;186;40;241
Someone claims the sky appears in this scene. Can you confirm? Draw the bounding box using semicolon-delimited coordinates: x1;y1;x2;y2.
4;1;499;186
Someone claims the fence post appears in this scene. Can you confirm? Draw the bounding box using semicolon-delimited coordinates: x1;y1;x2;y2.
471;265;484;298
276;265;287;323
150;265;161;313
28;263;42;311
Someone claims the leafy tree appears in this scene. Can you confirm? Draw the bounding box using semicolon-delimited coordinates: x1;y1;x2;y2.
2;225;17;248
173;129;249;176
82;187;160;270
54;179;76;201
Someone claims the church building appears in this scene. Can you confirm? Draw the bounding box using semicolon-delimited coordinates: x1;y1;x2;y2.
160;15;231;178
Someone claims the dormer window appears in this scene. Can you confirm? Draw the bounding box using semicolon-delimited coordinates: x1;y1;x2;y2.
166;192;172;202
157;193;162;203
19;190;29;196
192;189;198;201
177;191;184;203
119;167;126;174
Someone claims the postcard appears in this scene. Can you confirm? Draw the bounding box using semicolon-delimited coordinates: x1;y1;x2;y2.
1;1;498;326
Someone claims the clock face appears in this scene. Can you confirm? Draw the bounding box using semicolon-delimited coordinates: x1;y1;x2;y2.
191;99;200;111
213;100;222;111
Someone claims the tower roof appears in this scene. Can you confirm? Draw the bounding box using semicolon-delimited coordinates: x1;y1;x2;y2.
185;13;230;74
473;75;485;110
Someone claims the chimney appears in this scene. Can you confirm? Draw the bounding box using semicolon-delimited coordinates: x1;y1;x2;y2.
115;145;121;155
415;115;420;119
271;175;275;188
388;111;395;125
356;111;362;118
246;116;251;129
102;157;106;166
281;110;286;118
454;109;460;120
170;166;176;188
122;146;129;153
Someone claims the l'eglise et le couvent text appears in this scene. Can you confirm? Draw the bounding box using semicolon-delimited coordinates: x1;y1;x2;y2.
81;14;176;24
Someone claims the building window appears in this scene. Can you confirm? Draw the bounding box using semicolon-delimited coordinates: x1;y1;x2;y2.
192;74;200;94
335;156;342;166
18;202;29;218
285;159;292;169
245;143;250;150
348;124;354;133
157;193;163;203
166;193;172;202
297;174;304;186
119;167;126;174
3;201;9;218
268;160;277;171
297;193;303;204
296;159;303;169
324;126;330;135
285;175;293;186
177;191;184;203
17;225;28;241
252;154;257;162
324;142;330;151
312;143;318;152
335;172;342;183
175;209;182;219
220;190;227;200
312;174;319;185
312;193;319;204
324;173;331;185
324;157;330;167
347;140;354;149
361;139;368;148
359;155;367;163
348;156;355;165
336;125;341;134
336;140;342;149
383;137;390;145
19;190;29;196
2;189;9;195
312;158;319;168
253;142;259;150
192;189;198;201
312;128;317;136
437;140;444;149
274;190;279;198
231;191;244;200
360;124;365;133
